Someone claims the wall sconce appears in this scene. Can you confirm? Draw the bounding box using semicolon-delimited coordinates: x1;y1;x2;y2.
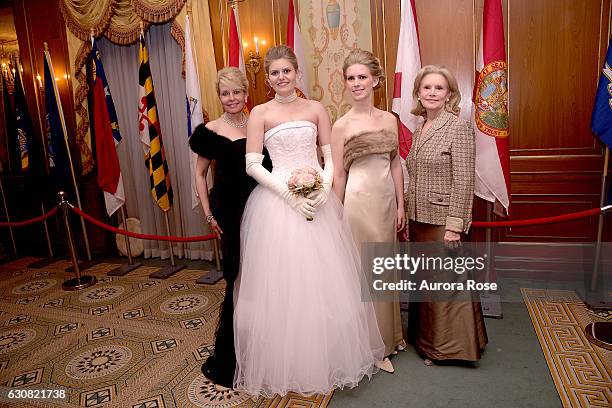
244;36;266;88
36;74;42;90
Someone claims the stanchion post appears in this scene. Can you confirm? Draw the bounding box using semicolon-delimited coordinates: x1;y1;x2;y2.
60;192;80;276
58;191;97;291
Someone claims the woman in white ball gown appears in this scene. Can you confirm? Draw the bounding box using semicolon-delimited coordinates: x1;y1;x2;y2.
234;45;385;397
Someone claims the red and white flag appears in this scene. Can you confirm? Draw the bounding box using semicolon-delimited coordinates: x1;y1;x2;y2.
228;5;245;73
287;0;309;98
473;0;510;216
392;0;421;194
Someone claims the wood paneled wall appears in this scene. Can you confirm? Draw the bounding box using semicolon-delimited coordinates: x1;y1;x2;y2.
219;0;610;242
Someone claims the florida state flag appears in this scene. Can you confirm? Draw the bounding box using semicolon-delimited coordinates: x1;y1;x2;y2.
473;0;511;216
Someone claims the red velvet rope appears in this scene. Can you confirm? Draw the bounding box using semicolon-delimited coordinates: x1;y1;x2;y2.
472;207;603;228
1;201;605;235
69;205;218;242
0;207;58;228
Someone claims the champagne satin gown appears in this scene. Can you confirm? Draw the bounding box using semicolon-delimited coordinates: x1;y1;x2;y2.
342;129;405;357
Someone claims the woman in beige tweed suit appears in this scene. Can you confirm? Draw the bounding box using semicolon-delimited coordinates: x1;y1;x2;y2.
405;65;487;364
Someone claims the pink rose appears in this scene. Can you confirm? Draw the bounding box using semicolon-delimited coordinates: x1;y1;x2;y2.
302;173;316;188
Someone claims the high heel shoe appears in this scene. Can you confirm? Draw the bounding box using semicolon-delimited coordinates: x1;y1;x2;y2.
375;357;395;374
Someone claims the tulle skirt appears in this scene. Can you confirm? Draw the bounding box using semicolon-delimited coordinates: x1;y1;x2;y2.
234;186;385;397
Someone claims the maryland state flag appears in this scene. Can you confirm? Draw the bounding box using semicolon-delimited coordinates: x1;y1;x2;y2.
138;33;173;212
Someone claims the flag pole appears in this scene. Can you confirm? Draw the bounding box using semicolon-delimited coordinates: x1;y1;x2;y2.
588;7;612;296
107;205;142;276
15;59;60;268
590;147;608;292
0;76;16;255
43;42;92;261
14;59;54;259
0;175;16;255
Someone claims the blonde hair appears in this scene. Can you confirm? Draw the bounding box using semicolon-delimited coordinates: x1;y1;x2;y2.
342;48;385;89
264;45;298;74
410;65;461;117
216;67;249;96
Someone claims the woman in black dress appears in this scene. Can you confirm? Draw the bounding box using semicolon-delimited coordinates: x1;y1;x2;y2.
189;67;269;387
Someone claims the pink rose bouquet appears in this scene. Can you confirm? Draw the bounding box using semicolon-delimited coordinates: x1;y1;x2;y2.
287;166;322;197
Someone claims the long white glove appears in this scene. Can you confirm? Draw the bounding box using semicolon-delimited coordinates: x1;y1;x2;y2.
308;144;333;208
246;152;316;220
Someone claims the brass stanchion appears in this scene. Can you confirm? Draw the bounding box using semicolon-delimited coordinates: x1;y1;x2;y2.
58;191;97;291
149;211;184;279
107;206;142;276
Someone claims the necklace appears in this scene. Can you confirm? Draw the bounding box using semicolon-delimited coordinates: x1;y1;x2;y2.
222;112;247;128
274;90;298;104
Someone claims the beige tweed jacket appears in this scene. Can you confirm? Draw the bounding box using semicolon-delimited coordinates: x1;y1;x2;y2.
405;110;475;233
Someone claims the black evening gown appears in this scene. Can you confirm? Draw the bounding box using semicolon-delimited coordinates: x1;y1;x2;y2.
189;124;270;387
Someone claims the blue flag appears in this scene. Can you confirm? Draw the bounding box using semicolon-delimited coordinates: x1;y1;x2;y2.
44;50;72;194
592;37;612;147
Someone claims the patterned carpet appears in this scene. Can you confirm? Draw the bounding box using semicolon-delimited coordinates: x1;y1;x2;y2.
0;257;334;408
521;288;612;407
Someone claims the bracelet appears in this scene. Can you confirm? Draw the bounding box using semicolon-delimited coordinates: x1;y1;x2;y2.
205;214;215;223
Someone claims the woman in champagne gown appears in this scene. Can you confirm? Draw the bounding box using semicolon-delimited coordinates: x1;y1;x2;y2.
234;45;385;397
332;49;406;373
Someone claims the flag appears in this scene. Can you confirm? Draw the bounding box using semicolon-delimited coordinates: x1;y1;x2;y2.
14;64;48;202
91;39;125;216
138;33;173;212
13;72;29;173
473;0;510;216
287;0;309;98
2;75;16;171
228;4;251;111
185;14;206;209
392;0;421;197
228;5;245;73
44;48;73;195
592;36;612;148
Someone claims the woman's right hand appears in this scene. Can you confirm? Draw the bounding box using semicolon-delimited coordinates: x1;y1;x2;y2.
286;193;316;220
207;216;223;237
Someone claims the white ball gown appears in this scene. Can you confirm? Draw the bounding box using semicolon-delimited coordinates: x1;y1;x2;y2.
234;121;385;397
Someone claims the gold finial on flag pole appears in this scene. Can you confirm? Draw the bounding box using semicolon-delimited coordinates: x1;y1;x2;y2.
43;42;49;51
187;0;192;14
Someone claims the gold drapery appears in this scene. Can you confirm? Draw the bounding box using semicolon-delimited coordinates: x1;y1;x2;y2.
61;0;185;45
62;0;188;175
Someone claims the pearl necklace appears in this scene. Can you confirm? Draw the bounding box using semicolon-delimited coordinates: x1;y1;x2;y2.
274;90;298;104
222;112;247;128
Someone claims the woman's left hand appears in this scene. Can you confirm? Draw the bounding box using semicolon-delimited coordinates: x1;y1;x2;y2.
444;230;461;249
396;208;406;232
